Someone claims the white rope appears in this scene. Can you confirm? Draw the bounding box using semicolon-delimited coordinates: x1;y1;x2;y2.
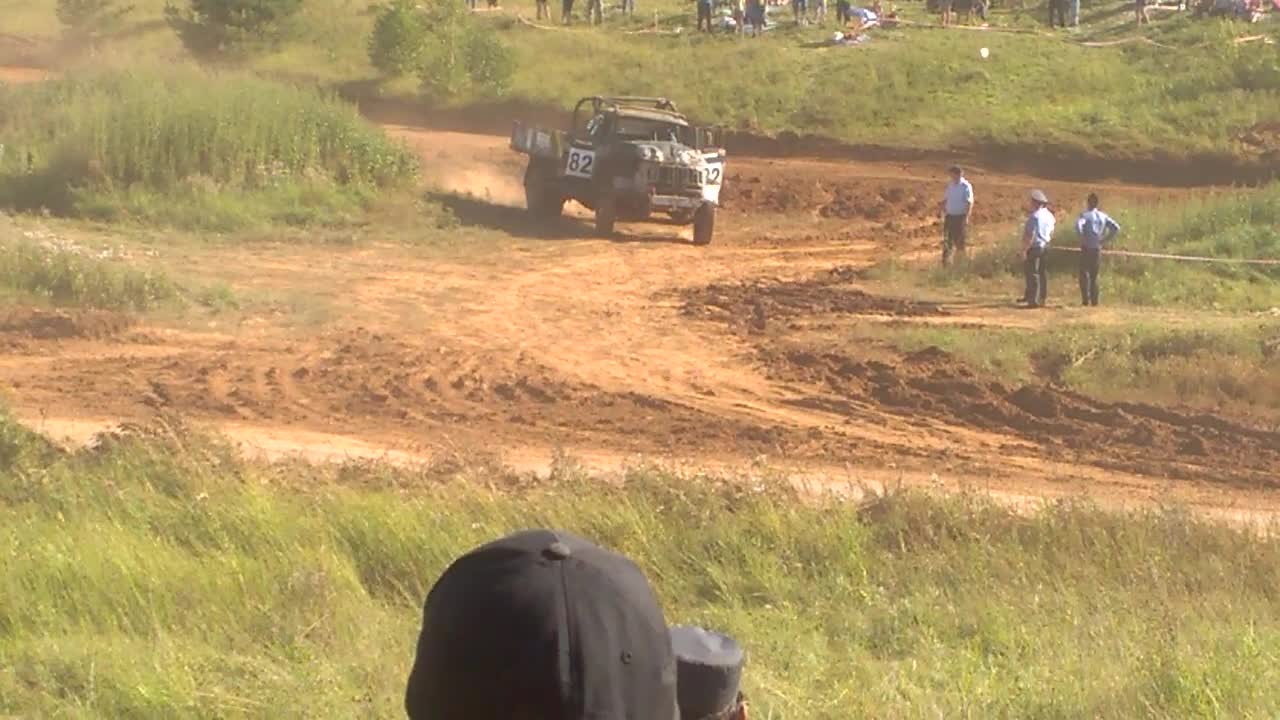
1050;246;1280;266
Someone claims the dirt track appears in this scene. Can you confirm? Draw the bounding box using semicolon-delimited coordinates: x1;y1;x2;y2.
2;65;1278;517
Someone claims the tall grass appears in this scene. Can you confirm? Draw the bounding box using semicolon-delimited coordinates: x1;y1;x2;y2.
0;237;181;311
0;66;419;229
3;414;1280;718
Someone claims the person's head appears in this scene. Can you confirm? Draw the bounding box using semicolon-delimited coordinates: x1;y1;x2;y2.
1087;192;1100;209
405;529;678;720
671;626;748;720
948;165;964;181
1029;188;1050;212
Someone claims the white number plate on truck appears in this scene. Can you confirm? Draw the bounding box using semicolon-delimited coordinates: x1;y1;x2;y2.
566;148;595;178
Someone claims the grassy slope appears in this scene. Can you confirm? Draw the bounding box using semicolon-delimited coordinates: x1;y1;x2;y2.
2;415;1280;718
3;0;1278;169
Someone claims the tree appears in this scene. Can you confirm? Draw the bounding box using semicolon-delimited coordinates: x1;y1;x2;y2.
368;0;431;77
164;0;304;56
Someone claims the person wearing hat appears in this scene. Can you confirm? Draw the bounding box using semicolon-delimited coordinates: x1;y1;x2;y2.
1074;192;1121;307
404;529;679;720
940;165;975;266
1020;189;1056;309
671;626;749;720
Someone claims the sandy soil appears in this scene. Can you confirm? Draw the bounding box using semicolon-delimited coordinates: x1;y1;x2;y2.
2;65;1277;520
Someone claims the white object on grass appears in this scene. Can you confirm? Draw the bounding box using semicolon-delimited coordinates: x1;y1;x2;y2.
979;47;990;58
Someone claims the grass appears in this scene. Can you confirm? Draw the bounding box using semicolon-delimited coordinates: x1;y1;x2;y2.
2;413;1280;718
0;66;419;231
870;183;1280;311
0;235;182;311
4;0;1278;174
843;319;1280;423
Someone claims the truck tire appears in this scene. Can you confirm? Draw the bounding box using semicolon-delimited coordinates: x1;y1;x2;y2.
524;163;564;219
595;192;617;236
692;204;715;246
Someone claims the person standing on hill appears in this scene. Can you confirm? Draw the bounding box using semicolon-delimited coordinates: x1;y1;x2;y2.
1074;193;1121;307
1020;189;1056;309
1049;0;1068;26
587;0;604;23
697;0;715;31
940;165;974;266
563;0;576;23
537;0;550;19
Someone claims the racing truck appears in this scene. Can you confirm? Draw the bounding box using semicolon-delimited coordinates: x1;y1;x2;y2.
510;96;726;245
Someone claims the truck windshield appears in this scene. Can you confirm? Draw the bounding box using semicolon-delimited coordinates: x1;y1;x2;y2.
614;117;690;144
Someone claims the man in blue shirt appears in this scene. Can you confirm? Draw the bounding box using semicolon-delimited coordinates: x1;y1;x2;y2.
1075;192;1121;307
1020;189;1055;309
940;165;974;266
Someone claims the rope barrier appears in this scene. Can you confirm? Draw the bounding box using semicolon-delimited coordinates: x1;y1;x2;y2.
1050;245;1280;266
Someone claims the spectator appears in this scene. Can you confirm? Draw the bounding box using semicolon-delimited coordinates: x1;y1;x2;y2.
1020;189;1056;309
404;529;679;720
671;626;749;720
733;0;746;31
623;0;636;14
563;0;576;23
813;0;829;23
1049;0;1069;26
1135;0;1150;24
1069;0;1080;24
537;0;550;19
794;0;808;23
698;0;715;31
941;165;974;266
1074;192;1121;306
588;0;604;23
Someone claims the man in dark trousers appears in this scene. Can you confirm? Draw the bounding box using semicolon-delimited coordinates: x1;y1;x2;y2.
563;0;576;23
404;529;679;720
697;0;716;31
1049;0;1068;26
1020;189;1056;309
671;626;749;720
1074;192;1121;306
940;165;974;266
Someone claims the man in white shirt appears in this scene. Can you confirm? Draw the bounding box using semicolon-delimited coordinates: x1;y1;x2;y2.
1020;189;1055;309
940;165;974;266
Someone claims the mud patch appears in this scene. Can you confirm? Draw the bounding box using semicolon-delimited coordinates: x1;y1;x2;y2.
766;345;1280;489
52;329;832;458
0;307;133;342
681;266;946;333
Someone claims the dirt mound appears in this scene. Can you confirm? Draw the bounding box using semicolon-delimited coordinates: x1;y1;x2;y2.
765;345;1280;488
0;307;132;341
681;266;946;332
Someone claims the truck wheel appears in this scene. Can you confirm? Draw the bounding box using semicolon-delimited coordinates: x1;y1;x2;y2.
524;164;563;219
595;192;617;236
692;204;715;246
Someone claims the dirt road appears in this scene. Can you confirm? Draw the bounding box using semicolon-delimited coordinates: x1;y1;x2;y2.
2;65;1277;517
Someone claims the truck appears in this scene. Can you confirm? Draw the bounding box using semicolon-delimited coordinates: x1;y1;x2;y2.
510;96;726;245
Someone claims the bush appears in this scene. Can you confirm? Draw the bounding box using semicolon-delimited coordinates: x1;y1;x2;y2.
0;239;180;312
55;0;134;35
368;0;431;77
413;0;515;98
0;67;418;229
164;0;304;55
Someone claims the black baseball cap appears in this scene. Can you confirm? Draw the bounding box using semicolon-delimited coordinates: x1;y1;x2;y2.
671;626;745;720
405;529;679;720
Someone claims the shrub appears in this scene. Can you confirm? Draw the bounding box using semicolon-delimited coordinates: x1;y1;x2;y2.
55;0;134;35
164;0;304;55
413;0;515;98
0;240;180;312
368;0;431;77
